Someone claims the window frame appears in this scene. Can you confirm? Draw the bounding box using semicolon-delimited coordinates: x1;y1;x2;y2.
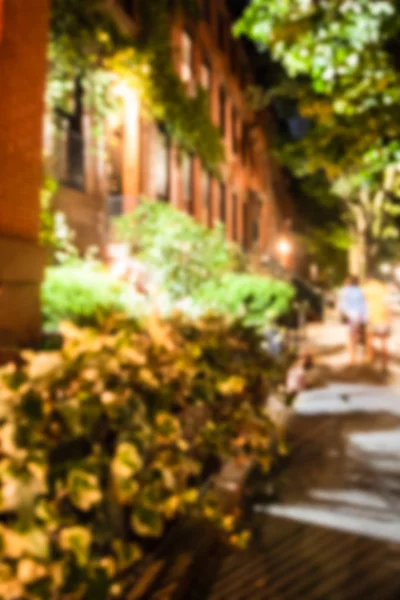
181;28;194;83
201;53;212;91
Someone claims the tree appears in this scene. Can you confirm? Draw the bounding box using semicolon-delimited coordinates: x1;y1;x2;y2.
235;0;400;276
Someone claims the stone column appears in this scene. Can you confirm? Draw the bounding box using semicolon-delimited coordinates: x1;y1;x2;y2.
0;0;49;356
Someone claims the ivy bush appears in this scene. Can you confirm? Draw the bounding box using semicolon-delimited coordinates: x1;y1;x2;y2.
0;315;283;599
49;0;224;173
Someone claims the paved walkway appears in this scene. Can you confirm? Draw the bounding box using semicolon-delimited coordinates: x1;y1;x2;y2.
197;382;400;600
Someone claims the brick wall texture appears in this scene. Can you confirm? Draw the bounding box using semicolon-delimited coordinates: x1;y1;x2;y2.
0;0;49;241
0;0;49;349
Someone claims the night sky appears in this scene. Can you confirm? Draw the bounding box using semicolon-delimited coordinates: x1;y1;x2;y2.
227;0;249;19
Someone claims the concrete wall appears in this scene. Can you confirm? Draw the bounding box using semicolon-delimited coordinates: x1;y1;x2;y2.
0;0;49;353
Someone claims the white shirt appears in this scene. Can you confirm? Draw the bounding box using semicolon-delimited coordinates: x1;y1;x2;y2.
339;285;368;324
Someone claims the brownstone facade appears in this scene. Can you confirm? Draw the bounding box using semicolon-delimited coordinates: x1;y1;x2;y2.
0;0;49;352
48;0;293;264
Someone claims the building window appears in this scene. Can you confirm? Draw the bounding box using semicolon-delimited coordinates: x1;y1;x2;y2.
219;182;226;224
182;153;194;213
252;217;260;245
232;106;238;154
201;54;212;91
154;126;169;200
218;13;225;50
55;78;85;191
106;118;124;219
232;192;238;241
202;170;212;227
181;29;194;83
219;86;226;136
245;191;261;249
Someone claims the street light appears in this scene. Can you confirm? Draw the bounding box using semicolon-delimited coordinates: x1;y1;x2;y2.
276;237;293;262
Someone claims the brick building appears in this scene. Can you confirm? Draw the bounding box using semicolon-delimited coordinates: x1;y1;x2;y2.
0;0;49;354
48;0;293;265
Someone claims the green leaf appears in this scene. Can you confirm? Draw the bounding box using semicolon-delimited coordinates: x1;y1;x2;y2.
131;507;164;538
112;443;143;478
67;469;102;512
113;540;142;570
59;526;92;567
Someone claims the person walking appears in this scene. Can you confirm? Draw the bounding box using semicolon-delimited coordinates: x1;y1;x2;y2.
338;275;368;365
363;272;392;370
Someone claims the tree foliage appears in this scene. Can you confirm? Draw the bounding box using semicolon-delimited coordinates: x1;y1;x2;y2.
235;0;400;274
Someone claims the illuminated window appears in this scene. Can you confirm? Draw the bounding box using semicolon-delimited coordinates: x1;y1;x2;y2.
181;30;194;83
154;126;169;200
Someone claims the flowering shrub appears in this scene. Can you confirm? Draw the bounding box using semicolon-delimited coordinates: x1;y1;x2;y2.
0;315;284;599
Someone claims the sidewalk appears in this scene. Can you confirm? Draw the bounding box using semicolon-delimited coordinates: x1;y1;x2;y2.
202;320;400;599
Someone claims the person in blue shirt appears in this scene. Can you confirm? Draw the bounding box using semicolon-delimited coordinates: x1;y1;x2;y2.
338;275;368;364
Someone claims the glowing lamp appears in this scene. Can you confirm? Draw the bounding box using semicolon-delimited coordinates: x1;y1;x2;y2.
276;238;292;257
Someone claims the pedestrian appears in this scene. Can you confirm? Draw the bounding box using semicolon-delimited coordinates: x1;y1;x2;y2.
286;350;314;395
363;271;392;370
338;275;368;365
